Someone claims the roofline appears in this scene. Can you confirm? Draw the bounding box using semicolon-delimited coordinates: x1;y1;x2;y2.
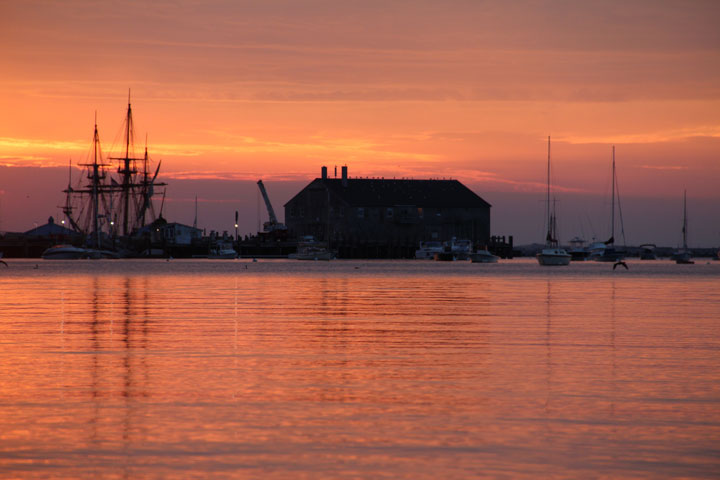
284;177;491;208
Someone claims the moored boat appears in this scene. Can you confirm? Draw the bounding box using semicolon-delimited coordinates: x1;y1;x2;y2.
289;236;334;260
289;247;334;261
470;249;499;263
415;241;443;259
208;242;237;259
448;238;473;260
41;245;97;259
672;191;694;264
639;244;657;260
568;236;590;261
537;247;572;266
536;136;571;266
594;146;626;263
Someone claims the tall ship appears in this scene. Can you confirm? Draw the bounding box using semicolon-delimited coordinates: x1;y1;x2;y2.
62;94;166;252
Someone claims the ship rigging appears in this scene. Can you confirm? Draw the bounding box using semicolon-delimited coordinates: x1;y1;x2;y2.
62;95;166;248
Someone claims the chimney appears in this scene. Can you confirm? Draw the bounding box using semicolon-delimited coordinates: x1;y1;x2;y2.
341;165;348;187
321;166;327;179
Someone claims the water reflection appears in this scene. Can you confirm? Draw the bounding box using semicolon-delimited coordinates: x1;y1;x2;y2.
0;260;718;479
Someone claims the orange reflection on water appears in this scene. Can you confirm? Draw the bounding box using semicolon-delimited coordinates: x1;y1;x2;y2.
0;259;718;479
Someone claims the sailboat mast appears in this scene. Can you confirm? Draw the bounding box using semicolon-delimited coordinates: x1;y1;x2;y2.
611;146;615;244
683;190;688;249
547;135;551;243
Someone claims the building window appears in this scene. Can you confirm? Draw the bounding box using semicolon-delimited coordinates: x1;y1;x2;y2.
418;207;424;218
357;207;365;219
299;207;305;218
386;207;393;218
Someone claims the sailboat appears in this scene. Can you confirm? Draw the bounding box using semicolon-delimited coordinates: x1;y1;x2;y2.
594;146;625;262
672;191;694;264
537;136;571;266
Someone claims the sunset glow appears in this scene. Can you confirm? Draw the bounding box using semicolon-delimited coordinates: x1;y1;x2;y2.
1;1;719;244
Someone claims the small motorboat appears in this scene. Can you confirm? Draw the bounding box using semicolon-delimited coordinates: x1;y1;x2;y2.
208;242;238;259
289;237;334;260
537;247;571;266
415;241;443;260
470;249;499;263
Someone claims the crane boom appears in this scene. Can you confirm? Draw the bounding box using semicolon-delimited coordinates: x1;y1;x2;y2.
256;180;287;233
257;180;278;224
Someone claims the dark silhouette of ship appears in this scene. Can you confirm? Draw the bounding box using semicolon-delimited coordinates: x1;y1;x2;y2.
62;93;166;254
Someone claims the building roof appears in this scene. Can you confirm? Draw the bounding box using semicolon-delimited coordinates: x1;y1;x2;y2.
135;216;202;235
24;216;81;237
286;178;491;208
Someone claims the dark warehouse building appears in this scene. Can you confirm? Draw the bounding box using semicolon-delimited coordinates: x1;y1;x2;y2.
284;166;492;258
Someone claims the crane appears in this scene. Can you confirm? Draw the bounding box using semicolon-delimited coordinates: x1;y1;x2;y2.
257;180;287;232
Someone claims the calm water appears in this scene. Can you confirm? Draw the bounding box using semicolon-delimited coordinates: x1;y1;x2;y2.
1;258;719;479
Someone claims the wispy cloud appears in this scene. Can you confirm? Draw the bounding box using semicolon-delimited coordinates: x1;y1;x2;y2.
165;170;311;182
452;169;588;194
0;137;86;151
156;133;440;163
640;165;688;171
555;126;720;145
0;154;58;167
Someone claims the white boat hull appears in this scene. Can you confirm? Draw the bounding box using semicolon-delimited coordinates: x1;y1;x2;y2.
41;245;95;260
537;249;571;266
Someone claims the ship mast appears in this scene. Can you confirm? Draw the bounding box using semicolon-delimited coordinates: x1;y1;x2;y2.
610;145;615;246
62;159;82;232
141;137;149;227
118;91;138;236
77;114;110;249
109;91;166;236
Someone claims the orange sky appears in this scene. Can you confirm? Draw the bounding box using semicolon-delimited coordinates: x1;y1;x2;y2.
1;1;719;245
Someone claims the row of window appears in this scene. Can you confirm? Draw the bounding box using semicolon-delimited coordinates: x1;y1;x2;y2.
289;206;428;219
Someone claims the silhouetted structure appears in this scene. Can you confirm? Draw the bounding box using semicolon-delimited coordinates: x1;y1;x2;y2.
284;166;491;258
0;217;83;257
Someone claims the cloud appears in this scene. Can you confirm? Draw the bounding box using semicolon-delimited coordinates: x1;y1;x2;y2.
0;137;86;152
555;126;720;145
0;154;60;167
165;170;311;182
640;165;688;171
